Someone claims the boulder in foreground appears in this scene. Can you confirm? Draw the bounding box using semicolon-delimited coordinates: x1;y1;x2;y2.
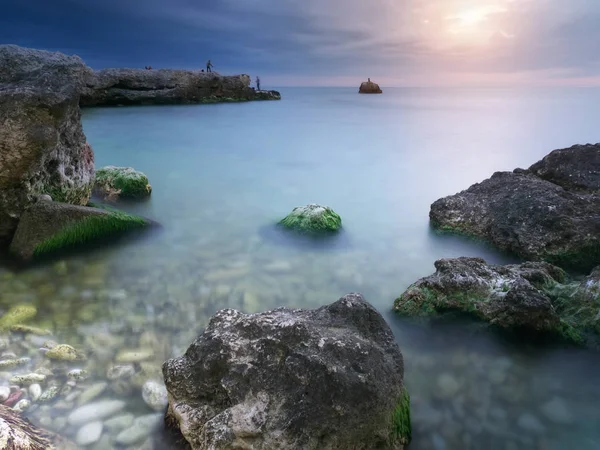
93;166;152;200
9;200;151;260
430;143;600;271
359;78;382;94
0;45;95;245
394;257;600;346
0;404;76;449
163;293;411;450
279;204;342;234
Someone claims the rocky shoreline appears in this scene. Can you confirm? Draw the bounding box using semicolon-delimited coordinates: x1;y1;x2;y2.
0;44;280;263
81;68;281;107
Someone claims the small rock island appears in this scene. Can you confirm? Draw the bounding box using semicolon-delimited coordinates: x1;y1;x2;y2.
359;78;383;94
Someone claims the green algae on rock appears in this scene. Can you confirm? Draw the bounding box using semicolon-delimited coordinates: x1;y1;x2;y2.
278;204;342;234
389;388;412;447
0;305;37;331
93;166;152;200
394;257;600;347
45;344;80;361
9;200;151;261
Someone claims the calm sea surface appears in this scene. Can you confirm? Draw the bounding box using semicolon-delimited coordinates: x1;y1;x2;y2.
1;87;600;449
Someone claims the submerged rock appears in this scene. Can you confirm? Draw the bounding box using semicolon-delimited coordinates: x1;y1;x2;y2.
0;44;95;246
430;143;600;271
67;399;126;426
394;257;600;345
0;404;77;449
0;305;37;331
93;166;152;200
163;293;411;450
45;344;80;361
278;204;342;234
359;78;383;94
142;380;168;411
8;201;151;261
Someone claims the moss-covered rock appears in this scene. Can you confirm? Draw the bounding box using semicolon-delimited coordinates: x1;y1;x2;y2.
0;305;37;331
9;200;151;261
278;204;342;234
45;344;81;361
93;166;152;200
394;257;600;347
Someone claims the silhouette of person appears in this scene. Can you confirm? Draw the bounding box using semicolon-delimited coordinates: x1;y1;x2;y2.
206;60;213;73
256;76;261;91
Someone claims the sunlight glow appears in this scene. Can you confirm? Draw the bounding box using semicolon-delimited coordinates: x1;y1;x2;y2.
446;5;507;34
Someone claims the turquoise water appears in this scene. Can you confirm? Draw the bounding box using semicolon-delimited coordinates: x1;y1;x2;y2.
2;87;600;448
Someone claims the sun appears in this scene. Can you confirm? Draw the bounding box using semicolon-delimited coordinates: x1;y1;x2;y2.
445;5;506;35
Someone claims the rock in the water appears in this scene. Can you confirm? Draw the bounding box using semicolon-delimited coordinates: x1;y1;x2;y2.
0;45;94;246
359;78;383;94
539;397;574;424
45;344;79;361
517;412;546;433
115;413;162;446
28;384;42;402
430;143;600;271
393;257;600;344
67;400;126;426
80;69;281;106
163;293;411;450
8;201;151;260
0;305;37;330
93;166;152;200
75;421;103;446
278;204;342;234
0;404;76;449
142;380;168;411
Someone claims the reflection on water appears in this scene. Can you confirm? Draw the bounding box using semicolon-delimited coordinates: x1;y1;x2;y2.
1;87;600;448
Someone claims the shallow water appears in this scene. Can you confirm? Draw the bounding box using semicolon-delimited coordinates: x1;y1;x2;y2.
1;87;600;449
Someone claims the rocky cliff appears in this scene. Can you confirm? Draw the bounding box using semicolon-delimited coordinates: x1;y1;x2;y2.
81;69;280;106
0;45;95;245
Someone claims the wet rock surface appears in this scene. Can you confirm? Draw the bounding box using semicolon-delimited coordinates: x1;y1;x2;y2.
163;293;410;450
430;143;600;271
394;257;600;346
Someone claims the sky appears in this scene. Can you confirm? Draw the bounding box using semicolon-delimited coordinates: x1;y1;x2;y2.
2;0;600;87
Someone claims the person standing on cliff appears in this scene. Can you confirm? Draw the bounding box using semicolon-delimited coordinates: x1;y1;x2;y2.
256;76;261;91
206;60;213;73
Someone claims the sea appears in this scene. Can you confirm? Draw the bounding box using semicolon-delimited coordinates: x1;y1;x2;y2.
1;86;600;449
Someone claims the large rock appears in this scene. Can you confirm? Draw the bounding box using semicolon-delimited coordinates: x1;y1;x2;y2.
0;45;95;245
358;78;382;94
81;69;281;106
394;257;600;346
430;144;600;271
163;293;411;450
9;200;151;260
0;404;76;449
